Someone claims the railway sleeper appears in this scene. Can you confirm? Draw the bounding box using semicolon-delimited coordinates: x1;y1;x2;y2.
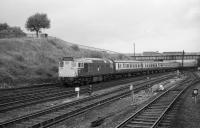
147;106;167;109
136;115;158;120
144;108;164;112
142;111;162;115
150;103;170;106
128;121;153;126
133;118;156;122
21;121;36;127
140;113;160;116
126;125;150;128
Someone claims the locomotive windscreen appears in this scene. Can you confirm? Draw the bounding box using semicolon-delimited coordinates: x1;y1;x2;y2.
63;57;74;61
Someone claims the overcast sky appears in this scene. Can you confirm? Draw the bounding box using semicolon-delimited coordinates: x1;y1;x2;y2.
0;0;199;53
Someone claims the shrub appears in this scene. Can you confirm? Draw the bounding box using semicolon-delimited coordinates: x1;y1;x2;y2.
71;44;80;51
89;51;103;58
14;54;25;62
0;26;26;38
117;54;124;60
0;23;9;31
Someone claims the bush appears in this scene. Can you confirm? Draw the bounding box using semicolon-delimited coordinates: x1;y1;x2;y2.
0;23;26;38
117;54;124;60
89;51;103;58
71;44;80;51
14;54;25;62
0;23;9;31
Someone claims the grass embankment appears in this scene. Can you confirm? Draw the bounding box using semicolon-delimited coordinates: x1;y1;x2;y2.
0;37;128;88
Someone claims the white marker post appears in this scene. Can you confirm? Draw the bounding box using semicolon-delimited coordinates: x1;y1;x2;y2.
192;89;198;104
75;87;80;98
159;85;164;91
130;84;134;105
176;70;180;76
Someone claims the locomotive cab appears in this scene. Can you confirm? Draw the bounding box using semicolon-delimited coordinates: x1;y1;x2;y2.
59;57;78;78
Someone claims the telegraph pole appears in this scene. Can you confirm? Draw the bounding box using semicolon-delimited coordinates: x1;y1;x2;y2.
182;50;185;69
133;43;135;57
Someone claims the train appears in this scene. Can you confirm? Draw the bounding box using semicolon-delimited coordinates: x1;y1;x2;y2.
58;57;198;86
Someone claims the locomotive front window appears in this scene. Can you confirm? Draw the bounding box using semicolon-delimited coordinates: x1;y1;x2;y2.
59;61;64;67
78;63;84;68
65;61;69;65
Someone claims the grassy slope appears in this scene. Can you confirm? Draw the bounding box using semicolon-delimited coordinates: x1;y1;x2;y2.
0;37;128;87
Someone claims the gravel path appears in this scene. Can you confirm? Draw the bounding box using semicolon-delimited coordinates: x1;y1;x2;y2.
172;81;200;128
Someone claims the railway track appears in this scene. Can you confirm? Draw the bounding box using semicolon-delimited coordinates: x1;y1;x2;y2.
0;73;178;128
0;83;59;95
0;73;175;112
115;72;199;128
0;87;88;112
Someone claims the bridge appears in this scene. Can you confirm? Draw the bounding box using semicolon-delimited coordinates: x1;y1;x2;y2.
130;55;200;61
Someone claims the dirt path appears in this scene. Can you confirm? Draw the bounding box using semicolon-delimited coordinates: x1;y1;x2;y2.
172;82;200;128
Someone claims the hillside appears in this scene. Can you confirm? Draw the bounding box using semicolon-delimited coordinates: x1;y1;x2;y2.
0;37;129;88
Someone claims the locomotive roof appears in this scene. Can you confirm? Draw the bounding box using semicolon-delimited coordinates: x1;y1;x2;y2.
74;58;113;63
